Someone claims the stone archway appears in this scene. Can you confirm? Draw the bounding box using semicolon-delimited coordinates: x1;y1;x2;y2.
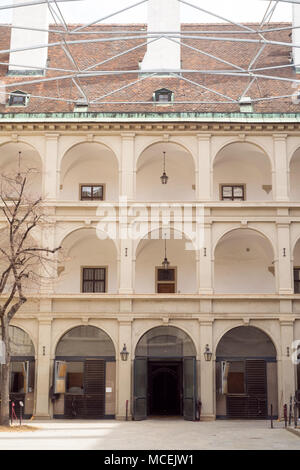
215;326;277;419
136;142;196;201
53;325;116;419
134;326;197;421
213;142;272;202
0;326;35;419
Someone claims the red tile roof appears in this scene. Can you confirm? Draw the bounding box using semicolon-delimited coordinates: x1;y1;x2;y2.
0;22;298;115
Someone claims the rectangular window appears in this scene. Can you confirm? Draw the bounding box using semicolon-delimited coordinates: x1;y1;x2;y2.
82;267;106;293
294;268;300;294
156;267;176;293
80;185;104;201
8;92;28;107
227;361;245;394
221;185;245;201
66;362;84;394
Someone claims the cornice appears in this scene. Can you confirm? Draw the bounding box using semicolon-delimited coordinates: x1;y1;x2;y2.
2;121;300;134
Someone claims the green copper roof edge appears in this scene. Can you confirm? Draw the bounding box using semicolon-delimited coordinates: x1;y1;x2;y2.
1;112;300;123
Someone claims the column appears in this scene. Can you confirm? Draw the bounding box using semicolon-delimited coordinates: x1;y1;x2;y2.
198;219;213;294
43;133;59;201
197;134;212;201
119;239;134;294
40;213;57;295
274;134;289;202
34;318;52;418
278;320;296;415
277;222;293;294
120;133;135;201
199;320;215;420
116;320;132;420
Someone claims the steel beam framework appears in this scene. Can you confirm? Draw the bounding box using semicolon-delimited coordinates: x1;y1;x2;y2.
0;0;298;107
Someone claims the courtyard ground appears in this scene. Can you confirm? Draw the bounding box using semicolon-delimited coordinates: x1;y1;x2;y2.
0;418;299;450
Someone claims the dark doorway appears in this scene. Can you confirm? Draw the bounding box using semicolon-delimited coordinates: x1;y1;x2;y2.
148;361;182;416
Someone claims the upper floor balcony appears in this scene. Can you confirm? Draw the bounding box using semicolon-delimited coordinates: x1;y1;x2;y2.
0;131;299;210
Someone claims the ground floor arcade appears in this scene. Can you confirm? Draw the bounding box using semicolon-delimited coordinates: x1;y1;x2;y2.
1;312;299;422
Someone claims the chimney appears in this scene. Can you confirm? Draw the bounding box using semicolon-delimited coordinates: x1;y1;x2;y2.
140;0;181;73
293;4;300;73
9;0;49;75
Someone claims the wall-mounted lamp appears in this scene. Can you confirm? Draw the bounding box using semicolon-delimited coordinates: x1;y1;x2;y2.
120;344;129;362
204;344;213;362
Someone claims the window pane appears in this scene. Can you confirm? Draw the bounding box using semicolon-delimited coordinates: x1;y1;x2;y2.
56;326;115;357
158;94;169;102
136;326;196;357
94;268;105;281
66;362;84;394
81;186;92;199
83;268;94;281
83;281;94;293
0;326;35;356
222;186;233;198
233;186;244;198
157;269;175;282
94;281;105;293
294;269;300;281
92;186;103;199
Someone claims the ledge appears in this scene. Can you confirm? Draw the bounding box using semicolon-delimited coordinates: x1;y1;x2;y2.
48;200;300;209
3;293;300;300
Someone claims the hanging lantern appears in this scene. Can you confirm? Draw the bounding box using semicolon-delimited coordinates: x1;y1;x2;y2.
160;151;169;185
16;151;22;184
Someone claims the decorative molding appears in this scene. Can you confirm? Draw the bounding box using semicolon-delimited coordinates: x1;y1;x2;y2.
262;185;272;194
2;122;300;134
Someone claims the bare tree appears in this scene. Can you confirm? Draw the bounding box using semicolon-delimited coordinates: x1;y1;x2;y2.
0;172;60;426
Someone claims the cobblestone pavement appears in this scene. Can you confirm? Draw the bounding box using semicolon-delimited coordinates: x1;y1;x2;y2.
0;419;299;450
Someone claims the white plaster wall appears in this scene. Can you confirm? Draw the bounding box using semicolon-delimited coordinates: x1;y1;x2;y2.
213;143;272;201
214;229;276;294
136;143;195;201
56;229;118;294
60;143;119;201
135;237;197;293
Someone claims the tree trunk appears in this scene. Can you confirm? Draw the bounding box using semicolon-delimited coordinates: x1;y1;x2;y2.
0;318;10;426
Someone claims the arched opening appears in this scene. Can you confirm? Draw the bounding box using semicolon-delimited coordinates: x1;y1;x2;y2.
0;326;35;419
290;148;300;201
213;142;272;202
134;326;197;421
136;142;196;201
60;142;119;201
135;228;197;294
0;142;42;197
293;238;300;294
216;326;277;420
214;229;276;294
56;228;118;294
53;325;116;419
297;346;300;400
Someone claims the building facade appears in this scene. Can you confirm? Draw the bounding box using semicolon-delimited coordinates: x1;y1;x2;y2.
0;0;300;422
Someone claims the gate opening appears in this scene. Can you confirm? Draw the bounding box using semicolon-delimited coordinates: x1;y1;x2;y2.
134;326;197;421
148;361;182;416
